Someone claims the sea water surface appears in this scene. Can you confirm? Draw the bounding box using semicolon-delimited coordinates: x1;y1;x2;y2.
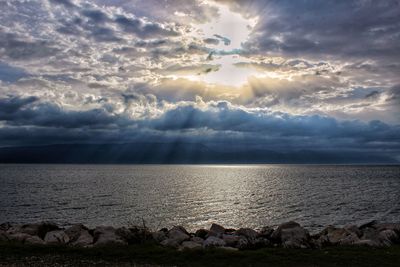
1;164;399;232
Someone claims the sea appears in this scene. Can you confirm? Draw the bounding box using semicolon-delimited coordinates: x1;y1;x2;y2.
1;164;399;232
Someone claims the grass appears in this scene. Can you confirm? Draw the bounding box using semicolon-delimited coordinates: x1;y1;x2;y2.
1;242;400;267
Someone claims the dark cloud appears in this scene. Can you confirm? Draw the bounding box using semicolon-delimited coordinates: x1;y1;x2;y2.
82;9;109;22
49;0;76;8
0;95;398;161
115;15;179;38
213;34;231;46
203;38;220;45
231;0;400;60
0;31;59;60
0;96;126;129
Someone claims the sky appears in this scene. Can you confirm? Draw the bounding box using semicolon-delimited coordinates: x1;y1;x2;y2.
0;0;399;162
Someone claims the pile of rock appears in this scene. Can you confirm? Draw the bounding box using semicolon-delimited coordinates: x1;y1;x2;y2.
1;221;399;250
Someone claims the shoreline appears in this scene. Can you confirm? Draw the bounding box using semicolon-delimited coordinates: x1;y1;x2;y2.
1;221;400;266
1;220;399;250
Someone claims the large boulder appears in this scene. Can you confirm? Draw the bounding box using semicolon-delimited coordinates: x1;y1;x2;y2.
72;230;93;247
160;226;190;247
222;234;240;247
209;223;225;237
152;230;167;243
270;221;311;248
344;225;362;238
190;236;204;245
259;226;274;239
167;226;190;244
203;236;226;248
376;223;400;235
378;229;399;247
280;226;310;248
93;226;127;247
235;228;259;240
125;226;154;244
160;238;180;248
324;227;359;246
44;230;70;245
195;229;209;239
64;224;93;247
7;233;32;243
9;222;59;239
270;221;301;241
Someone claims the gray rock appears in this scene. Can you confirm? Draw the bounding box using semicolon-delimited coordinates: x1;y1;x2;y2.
8;233;31;243
203;236;226;248
280;226;310;248
361;227;379;241
195;228;209;239
271;221;301;241
127;226;154;243
344;225;362;237
160;238;180;248
167;226;190;244
326;227;359;245
15;222;59;239
190;236;204;245
259;226;274;238
64;224;93;247
222;234;240;247
236;228;259;240
152;230;167;243
209;223;225;237
378;229;399;246
376;223;400;234
236;236;250;249
180;241;202;250
71;230;93;247
44;230;70;245
93;226;127;247
64;224;88;243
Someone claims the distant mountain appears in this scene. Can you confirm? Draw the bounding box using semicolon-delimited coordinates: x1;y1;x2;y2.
0;143;396;164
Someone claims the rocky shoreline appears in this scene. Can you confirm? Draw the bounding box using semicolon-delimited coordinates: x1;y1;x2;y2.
1;221;399;250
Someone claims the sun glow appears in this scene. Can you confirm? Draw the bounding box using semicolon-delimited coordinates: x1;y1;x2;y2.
187;1;261;87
